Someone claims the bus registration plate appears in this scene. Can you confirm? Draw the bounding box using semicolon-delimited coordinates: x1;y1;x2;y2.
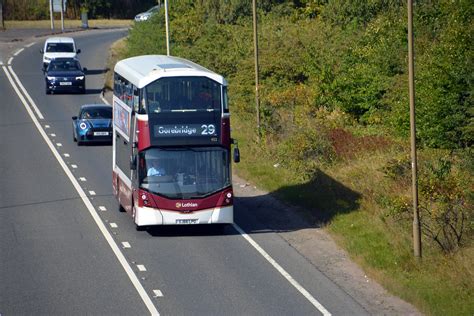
94;131;109;136
176;219;199;224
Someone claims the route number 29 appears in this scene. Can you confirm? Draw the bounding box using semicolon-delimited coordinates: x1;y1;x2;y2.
201;124;216;135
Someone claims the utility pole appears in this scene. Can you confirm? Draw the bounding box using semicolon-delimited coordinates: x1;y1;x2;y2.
407;0;422;259
60;0;64;32
164;0;170;56
252;0;261;140
49;0;54;30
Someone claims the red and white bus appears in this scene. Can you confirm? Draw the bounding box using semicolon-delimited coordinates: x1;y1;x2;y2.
112;55;240;229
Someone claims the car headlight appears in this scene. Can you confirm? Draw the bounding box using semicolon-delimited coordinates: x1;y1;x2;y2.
79;122;88;130
75;76;84;80
47;76;55;80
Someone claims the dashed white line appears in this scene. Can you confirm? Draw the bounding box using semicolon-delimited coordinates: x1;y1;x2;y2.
122;242;131;248
71;164;77;169
79;177;87;182
25;42;36;48
98;206;107;211
152;290;163;298
89;190;96;196
13;48;24;56
50;133;56;137
45;125;50;128
137;265;147;272
56;143;62;147
110;223;118;228
64;153;70;157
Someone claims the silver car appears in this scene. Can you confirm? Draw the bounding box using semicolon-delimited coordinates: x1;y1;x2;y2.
134;5;161;22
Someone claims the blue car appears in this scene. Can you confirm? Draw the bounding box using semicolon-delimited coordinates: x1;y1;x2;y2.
72;104;112;145
45;57;86;94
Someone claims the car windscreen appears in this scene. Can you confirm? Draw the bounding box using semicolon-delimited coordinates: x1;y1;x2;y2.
81;108;112;119
48;59;81;71
46;42;74;53
138;147;230;199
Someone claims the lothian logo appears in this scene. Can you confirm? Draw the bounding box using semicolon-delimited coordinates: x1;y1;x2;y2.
176;202;198;208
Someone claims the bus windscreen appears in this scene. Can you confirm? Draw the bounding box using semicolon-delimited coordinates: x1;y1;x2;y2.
145;77;222;114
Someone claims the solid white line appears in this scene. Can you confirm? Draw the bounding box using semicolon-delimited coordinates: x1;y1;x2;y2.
13;48;24;56
2;65;159;315
7;66;44;120
137;265;147;272
25;42;36;48
232;223;332;316
7;57;13;65
122;242;131;248
100;93;109;105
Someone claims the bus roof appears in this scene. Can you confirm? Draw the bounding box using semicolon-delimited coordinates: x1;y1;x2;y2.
114;55;227;88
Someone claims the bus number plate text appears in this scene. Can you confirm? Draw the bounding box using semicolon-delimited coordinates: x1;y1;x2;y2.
176;219;199;224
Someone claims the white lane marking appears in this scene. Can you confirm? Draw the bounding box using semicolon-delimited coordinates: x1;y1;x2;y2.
89;190;96;196
110;223;118;228
100;93;109;105
232;223;332;316
0;61;3;65
153;290;163;298
45;125;50;128
7;66;44;119
2;65;160;315
71;164;77;169
13;48;24;56
7;57;13;65
137;265;147;272
64;153;70;157
122;242;131;248
98;206;107;211
56;143;62;147
79;177;87;182
25;42;36;48
50;133;56;137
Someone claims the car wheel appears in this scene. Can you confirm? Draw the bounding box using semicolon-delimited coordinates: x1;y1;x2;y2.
45;87;50;94
73;130;77;142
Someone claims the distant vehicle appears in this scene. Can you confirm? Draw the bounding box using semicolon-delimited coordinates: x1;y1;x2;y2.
40;37;81;69
72;104;113;145
44;57;86;94
134;5;161;22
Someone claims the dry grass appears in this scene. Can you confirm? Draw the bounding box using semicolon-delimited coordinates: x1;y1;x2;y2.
104;38;127;90
5;19;132;29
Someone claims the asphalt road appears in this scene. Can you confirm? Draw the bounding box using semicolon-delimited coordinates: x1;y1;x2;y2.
0;28;373;315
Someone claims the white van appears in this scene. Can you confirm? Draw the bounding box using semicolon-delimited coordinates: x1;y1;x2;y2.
40;37;81;69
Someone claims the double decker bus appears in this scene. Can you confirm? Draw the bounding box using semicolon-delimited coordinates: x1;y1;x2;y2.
112;55;240;229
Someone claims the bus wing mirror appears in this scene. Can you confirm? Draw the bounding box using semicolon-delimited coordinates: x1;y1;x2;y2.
233;147;240;163
130;155;137;170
